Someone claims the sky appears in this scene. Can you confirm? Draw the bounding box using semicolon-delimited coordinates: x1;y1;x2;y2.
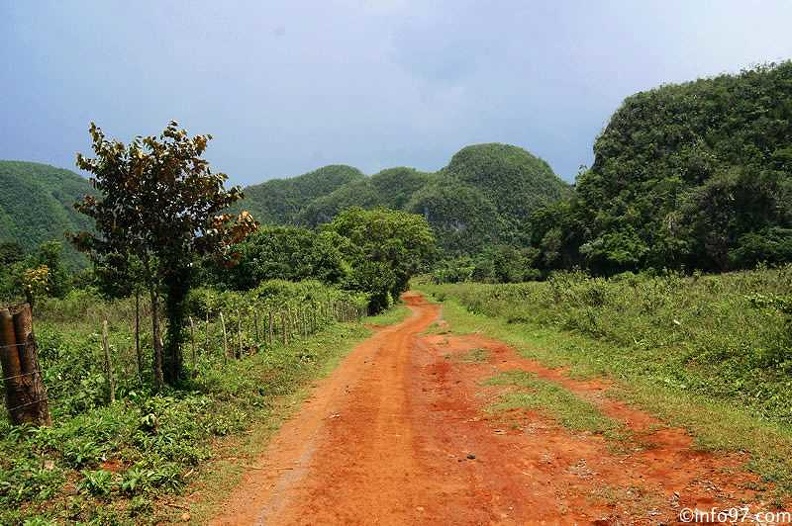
2;1;792;186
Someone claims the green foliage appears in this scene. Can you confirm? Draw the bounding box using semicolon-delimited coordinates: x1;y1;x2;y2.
0;161;93;269
234;145;569;263
295;167;433;228
0;241;73;306
326;207;436;312
215;226;350;290
298;179;385;227
73;121;257;386
443;143;571;245
0;279;381;523
369;167;431;209
423;265;792;425
534;62;792;274
238;165;365;225
406;175;501;255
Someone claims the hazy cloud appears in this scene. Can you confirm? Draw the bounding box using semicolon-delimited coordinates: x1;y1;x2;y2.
2;0;791;184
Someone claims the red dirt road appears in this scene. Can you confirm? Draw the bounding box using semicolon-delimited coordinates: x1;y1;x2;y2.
211;292;774;525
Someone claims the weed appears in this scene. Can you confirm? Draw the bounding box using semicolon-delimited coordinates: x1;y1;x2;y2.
461;348;489;363
485;370;621;435
78;469;115;497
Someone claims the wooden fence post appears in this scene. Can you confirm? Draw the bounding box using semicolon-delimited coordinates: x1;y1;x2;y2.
220;312;228;363
134;291;142;381
236;310;243;359
0;305;51;426
268;311;274;346
189;316;196;371
102;319;115;404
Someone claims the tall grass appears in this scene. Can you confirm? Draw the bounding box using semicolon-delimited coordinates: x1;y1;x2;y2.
422;265;792;426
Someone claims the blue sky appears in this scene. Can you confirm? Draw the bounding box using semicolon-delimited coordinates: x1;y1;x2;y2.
2;0;791;185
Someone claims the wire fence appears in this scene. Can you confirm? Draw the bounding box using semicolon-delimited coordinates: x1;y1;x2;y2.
1;297;367;422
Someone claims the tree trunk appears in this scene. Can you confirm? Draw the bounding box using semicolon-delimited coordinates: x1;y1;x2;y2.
0;305;50;426
163;267;190;385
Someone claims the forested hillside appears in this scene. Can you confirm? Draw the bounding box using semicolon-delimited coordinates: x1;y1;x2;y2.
0;161;93;266
239;144;571;257
408;144;571;254
238;164;365;224
530;62;792;275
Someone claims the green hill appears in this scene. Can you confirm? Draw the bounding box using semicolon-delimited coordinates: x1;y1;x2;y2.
298;167;432;227
0;161;94;266
410;144;571;254
238;145;571;257
531;61;792;274
239;164;365;224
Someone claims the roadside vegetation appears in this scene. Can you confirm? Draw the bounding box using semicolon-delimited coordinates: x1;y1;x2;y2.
0;281;388;525
419;265;792;501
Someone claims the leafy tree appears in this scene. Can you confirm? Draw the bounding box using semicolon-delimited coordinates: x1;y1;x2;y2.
73;121;257;387
326;208;435;313
32;241;70;298
16;265;49;308
220;226;349;290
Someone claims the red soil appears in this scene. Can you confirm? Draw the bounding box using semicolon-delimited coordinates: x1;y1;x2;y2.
210;292;779;525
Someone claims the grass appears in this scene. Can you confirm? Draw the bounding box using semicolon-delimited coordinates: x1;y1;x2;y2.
485;370;622;435
417;267;792;502
461;347;489;363
365;304;411;326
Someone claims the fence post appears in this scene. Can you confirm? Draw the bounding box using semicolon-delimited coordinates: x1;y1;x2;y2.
134;291;142;381
189;316;196;372
0;305;51;426
236;310;243;359
102;319;115;404
220;312;228;363
268;311;274;346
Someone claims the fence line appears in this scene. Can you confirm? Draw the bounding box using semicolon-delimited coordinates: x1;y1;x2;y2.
0;297;368;420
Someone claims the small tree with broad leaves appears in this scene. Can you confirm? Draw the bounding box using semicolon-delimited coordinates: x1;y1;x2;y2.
73;121;257;387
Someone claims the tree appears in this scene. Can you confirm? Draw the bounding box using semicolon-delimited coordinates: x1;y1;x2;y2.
326;208;435;313
220;226;349;290
73;121;257;387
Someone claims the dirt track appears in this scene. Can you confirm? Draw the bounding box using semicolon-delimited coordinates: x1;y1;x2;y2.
211;292;771;525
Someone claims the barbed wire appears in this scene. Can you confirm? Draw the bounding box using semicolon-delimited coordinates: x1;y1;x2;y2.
0;342;27;350
6;394;51;413
0;370;40;382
